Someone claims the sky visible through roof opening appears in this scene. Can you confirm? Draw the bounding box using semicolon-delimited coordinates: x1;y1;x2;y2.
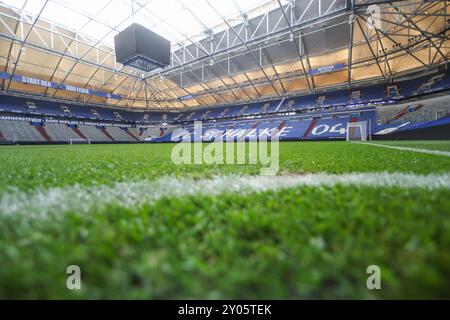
2;0;278;49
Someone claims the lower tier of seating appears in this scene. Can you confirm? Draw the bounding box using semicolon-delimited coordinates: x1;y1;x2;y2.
155;115;376;142
0;120;163;143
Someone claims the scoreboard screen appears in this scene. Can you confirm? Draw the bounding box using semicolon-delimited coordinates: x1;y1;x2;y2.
114;23;171;72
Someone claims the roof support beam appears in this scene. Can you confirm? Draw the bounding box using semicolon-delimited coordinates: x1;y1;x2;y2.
356;13;431;69
157;10;348;89
6;0;49;92
50;0;152;98
134;1;250;101
276;0;314;93
387;2;447;63
373;26;393;78
355;16;387;79
232;0;287;95
0;31;140;81
44;0;113;96
2;0;27;91
348;12;354;86
205;0;281;97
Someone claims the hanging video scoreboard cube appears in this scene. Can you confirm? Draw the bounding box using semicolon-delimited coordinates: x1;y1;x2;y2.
114;23;170;72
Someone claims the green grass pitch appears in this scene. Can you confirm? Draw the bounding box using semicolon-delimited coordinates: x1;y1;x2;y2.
0;141;449;299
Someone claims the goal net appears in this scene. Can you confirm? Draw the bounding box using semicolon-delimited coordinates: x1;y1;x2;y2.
346;120;370;141
0;136;17;145
68;138;91;145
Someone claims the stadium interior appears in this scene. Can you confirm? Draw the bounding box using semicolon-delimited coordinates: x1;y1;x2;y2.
0;0;449;144
0;0;449;301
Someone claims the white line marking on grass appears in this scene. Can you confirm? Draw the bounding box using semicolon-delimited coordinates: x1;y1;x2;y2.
1;172;449;219
352;142;450;157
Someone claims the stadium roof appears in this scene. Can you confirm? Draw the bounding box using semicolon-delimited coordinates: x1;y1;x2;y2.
0;0;448;111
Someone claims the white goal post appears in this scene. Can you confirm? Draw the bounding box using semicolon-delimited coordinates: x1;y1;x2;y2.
346;120;371;141
68;138;91;145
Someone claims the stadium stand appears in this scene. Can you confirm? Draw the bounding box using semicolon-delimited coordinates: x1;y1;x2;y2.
77;125;113;142
0;119;44;142
106;127;138;142
376;95;450;124
1;71;450;144
33;123;52;141
44;122;80;142
0;119;145;143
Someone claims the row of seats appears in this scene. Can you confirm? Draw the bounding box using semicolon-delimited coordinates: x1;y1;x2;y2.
107;126;137;141
77;125;113;142
1;100;448;143
0;120;45;142
157;94;450;142
376;94;450;124
174;72;450;122
45;122;80;141
1;72;449;124
159;112;449;142
156;110;376;142
0;120;157;143
373;115;450;136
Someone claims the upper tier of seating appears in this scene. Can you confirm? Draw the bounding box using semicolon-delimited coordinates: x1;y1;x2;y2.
1;72;449;124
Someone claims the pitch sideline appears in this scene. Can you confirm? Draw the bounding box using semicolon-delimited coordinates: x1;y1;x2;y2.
352;141;450;157
1;172;449;218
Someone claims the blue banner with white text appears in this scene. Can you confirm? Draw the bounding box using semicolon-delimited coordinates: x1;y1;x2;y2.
307;63;346;76
0;72;121;100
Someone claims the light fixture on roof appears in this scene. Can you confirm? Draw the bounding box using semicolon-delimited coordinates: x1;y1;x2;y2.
209;59;214;66
349;14;355;24
204;28;214;42
289;33;294;42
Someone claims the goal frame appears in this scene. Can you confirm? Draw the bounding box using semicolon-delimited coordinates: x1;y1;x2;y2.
346;119;371;142
68;138;91;145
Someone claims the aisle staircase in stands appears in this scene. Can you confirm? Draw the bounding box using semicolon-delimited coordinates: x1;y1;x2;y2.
35;125;52;141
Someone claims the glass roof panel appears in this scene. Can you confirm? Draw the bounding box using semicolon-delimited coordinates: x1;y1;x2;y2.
2;0;273;48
